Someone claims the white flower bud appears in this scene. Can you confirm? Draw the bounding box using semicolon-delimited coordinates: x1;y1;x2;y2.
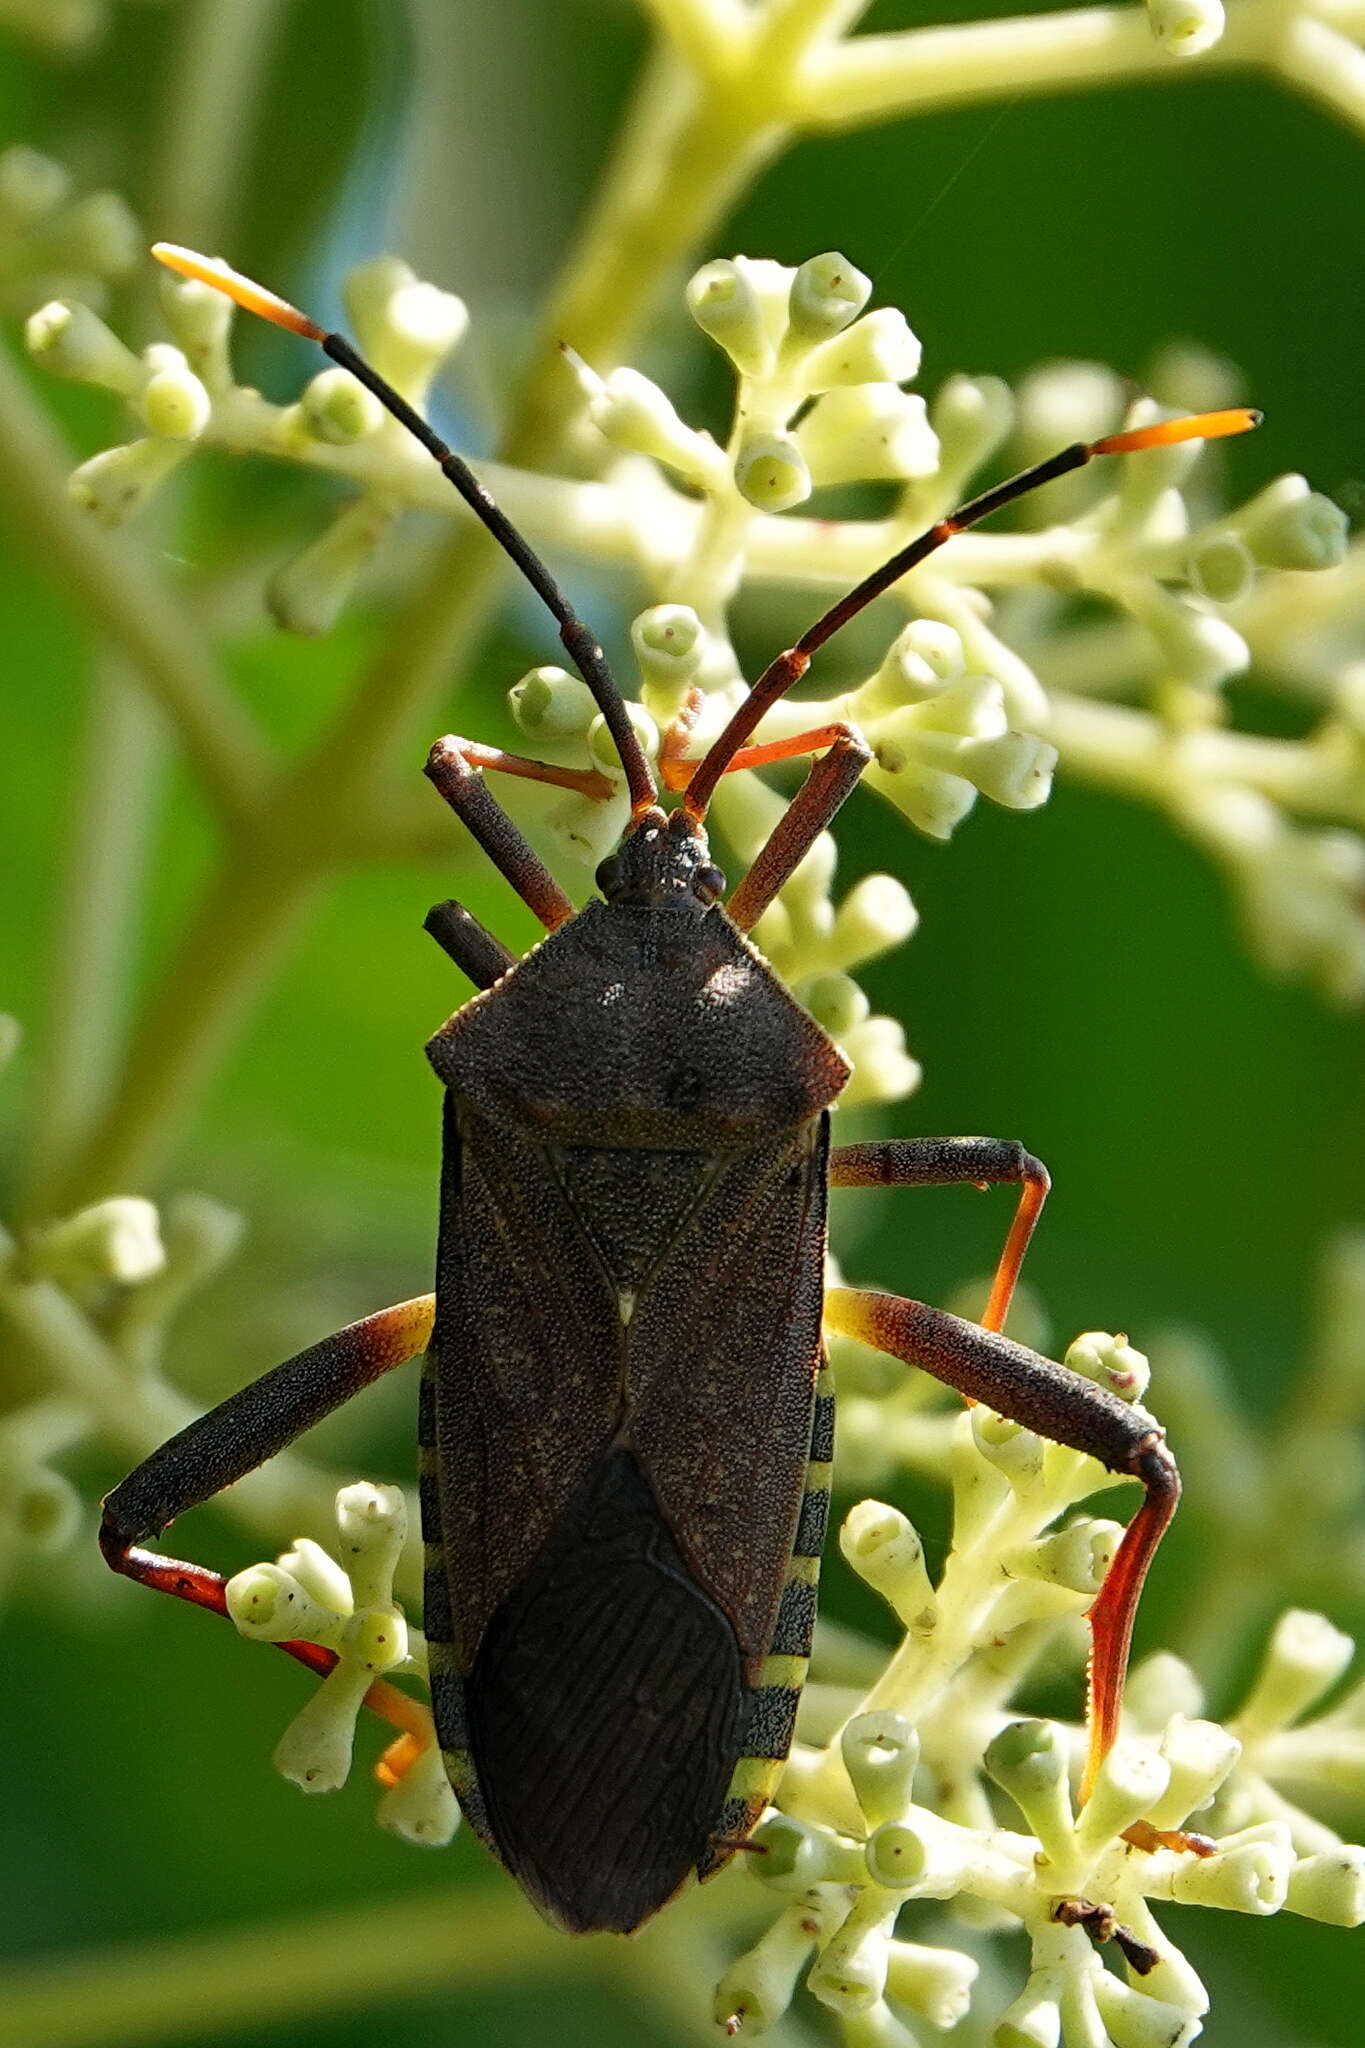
883;1941;978;2029
714;1900;838;2035
1168;1836;1291;1914
1188;532;1255;605
226;1563;344;1648
787;252;872;343
1005;1517;1121;1595
1064;1331;1151;1404
983;1722;1075;1864
0;145;70;225
841;1712;920;1827
994;1970;1063;2048
837;1014;923;1107
1147;1716;1241;1828
69;436;187;525
588;367;717;483
25;298;140;392
804;308;922;391
827;874;918;970
277;1536;353;1614
273;1658;373;1793
972;1409;1046;1491
808;1902;894;2015
867;750;977;841
1125;1652;1206;1731
840;1500;936;1633
335;1480;406;1610
797;385;939;486
300;366;384;444
546;786;631;867
734;432;810;511
160;273;234;385
269;493;397;636
863;619;966;712
750;1811;864;1889
510;665;597;743
1091;1971;1201;2048
1148;0;1226;56
342;1604;409;1674
931;373;1014;481
1239;480;1348;571
1235;1609;1356;1736
1073;1741;1171;1863
630;604;705;692
1286;1848;1365;1926
30;1195;165;1286
1017;360;1124;454
377;1738;459;1847
957;731;1057;811
345;256;466;393
796;971;869;1038
587;703;658;777
864;1814;967;1893
686;258;772;376
139;344;211;440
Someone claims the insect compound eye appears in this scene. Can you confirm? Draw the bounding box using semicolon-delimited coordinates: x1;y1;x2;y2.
694;863;727;906
595;854;625;899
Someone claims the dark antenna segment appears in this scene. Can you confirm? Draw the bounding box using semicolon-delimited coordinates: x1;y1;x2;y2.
680;405;1261;821
153;243;658;815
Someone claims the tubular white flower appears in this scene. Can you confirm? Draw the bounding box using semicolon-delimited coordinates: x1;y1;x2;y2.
787;250;872;343
734;431;811;511
25;298;141;392
139;344;211;440
803;306;922;391
1147;0;1226;58
797;385;939;486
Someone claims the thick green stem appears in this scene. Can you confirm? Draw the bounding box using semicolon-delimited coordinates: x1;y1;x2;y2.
19;668;165;1220
45;831;326;1209
0;351;268;824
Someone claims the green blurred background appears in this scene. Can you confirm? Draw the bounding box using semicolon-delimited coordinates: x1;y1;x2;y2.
1;2;1362;2043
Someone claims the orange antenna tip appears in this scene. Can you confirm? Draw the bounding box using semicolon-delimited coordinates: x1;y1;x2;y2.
150;242;324;341
1092;407;1262;458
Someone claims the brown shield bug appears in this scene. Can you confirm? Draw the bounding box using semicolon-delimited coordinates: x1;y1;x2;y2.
100;242;1259;1932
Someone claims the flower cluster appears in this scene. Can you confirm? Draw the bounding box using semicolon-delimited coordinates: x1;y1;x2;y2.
0;145;138;318
29;244;1364;1047
210;1318;1365;2045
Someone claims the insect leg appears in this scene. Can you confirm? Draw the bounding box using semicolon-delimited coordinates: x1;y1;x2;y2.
100;1295;434;1712
716;726;873;933
830;1137;1050;1333
824;1286;1178;1797
425;738;575;930
423;899;517;988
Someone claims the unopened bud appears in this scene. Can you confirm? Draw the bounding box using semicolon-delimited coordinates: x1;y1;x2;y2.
804;308;922;391
1147;0;1226;55
377;1738;460;1846
300;366;384;444
734;432;810;511
797;385;939;485
139;344;211;439
687;258;771;376
510;665;597;743
26;298;140;391
787;252;872;343
69;437;186;525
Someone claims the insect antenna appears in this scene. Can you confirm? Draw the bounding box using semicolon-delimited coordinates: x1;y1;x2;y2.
680;405;1261;820
152;242;657;814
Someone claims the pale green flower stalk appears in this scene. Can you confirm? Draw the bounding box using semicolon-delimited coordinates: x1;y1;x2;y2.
3;2;1364;2043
